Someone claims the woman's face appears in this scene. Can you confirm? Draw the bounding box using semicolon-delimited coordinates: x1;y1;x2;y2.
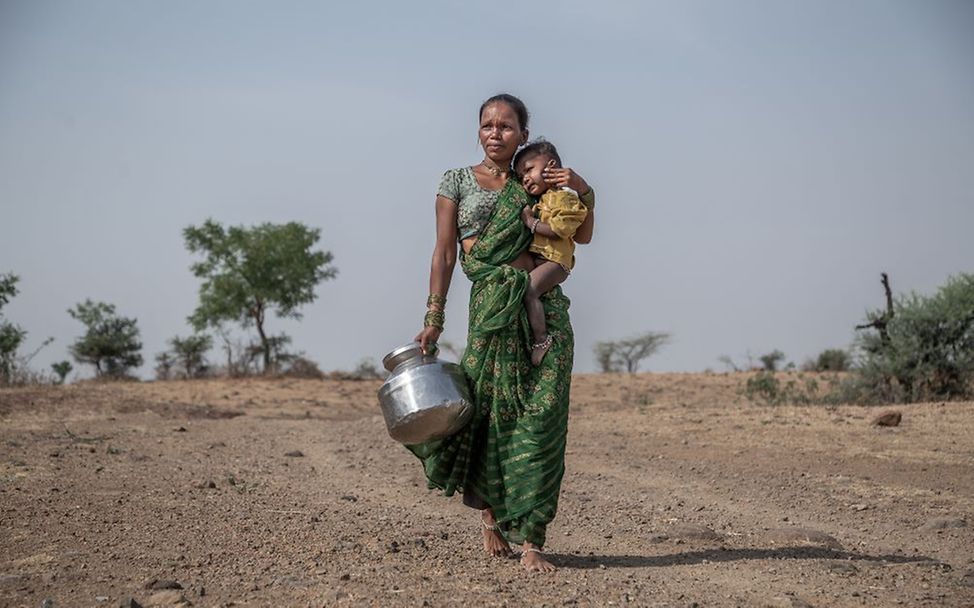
479;102;527;165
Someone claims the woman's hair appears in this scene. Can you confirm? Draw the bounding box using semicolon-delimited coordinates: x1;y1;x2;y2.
513;139;562;170
479;93;530;131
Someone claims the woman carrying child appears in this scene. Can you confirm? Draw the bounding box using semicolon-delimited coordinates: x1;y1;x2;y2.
409;93;596;572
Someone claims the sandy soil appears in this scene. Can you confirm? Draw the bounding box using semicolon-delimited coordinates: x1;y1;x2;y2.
1;373;972;607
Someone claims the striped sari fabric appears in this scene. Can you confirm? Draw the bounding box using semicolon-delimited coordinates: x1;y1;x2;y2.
407;179;574;547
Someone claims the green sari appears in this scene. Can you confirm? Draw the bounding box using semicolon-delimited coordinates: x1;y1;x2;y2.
408;179;574;547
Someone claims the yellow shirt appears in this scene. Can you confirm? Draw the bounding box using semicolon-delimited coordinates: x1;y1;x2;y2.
529;189;588;270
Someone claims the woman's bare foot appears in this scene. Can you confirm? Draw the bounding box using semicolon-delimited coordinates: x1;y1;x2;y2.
531;334;553;366
481;510;512;557
521;543;556;572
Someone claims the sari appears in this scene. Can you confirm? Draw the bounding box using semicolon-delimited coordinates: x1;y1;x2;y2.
407;179;574;547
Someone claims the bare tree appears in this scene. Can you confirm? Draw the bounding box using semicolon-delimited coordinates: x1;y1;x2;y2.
594;331;671;373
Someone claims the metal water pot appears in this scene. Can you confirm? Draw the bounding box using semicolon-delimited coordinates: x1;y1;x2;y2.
377;342;474;445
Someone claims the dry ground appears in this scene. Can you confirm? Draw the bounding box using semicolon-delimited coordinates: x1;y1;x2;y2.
1;373;972;607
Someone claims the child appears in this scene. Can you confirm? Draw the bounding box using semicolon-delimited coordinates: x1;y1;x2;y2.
513;140;589;366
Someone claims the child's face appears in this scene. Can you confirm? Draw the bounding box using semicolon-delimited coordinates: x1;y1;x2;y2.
516;154;556;197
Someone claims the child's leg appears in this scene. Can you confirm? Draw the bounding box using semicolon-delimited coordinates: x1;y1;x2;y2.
509;250;536;273
524;260;569;365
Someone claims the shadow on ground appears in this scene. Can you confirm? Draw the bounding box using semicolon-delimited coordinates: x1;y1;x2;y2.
550;547;941;569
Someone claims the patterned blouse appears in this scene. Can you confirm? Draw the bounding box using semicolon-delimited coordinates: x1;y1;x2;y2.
438;166;596;241
437;167;502;241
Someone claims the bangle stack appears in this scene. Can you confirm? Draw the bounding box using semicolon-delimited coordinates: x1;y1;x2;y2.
531;218;540;234
425;294;446;330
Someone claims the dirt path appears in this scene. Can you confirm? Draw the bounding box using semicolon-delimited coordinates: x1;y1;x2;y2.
1;374;972;607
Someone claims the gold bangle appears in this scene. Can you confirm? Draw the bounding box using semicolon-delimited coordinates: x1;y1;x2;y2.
427;294;446;309
424;310;444;330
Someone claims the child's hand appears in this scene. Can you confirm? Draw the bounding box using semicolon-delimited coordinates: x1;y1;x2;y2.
521;205;535;226
543;166;589;195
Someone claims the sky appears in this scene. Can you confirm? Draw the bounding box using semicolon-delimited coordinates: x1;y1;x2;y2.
1;0;973;380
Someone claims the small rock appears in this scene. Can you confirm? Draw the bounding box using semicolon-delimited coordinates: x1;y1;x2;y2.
41;600;55;608
284;450;304;457
175;427;187;432
119;599;144;608
197;587;205;597
145;590;191;606
828;562;859;575
96;597;109;603
49;451;61;458
873;411;902;427
335;591;349;600
765;527;842;550
666;524;722;542
919;517;967;532
107;446;121;455
340;495;357;502
144;579;183;591
850;503;869;512
960;569;974;587
339;573;350;581
766;595;814;608
440;532;449;540
388;541;400;553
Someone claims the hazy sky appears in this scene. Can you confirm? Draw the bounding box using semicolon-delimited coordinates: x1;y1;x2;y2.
2;0;973;379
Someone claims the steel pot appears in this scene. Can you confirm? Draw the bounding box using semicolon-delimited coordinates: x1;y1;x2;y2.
377;342;473;445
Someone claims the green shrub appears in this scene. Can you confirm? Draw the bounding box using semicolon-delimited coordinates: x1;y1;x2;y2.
68;300;143;378
811;348;851;372
856;273;974;402
759;350;786;372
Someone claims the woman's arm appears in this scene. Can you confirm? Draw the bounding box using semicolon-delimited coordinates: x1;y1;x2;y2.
574;209;594;244
415;195;458;353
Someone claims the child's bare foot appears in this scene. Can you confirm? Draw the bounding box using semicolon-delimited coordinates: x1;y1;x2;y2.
531;334;553;366
481;510;512;557
521;543;556;572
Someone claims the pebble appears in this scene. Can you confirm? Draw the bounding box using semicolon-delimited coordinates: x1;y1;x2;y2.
873;411;902;427
285;450;304;457
765;527;842;550
766;595;814;608
144;579;183;590
146;590;192;606
665;524;722;542
828;562;859;575
918;517;967;532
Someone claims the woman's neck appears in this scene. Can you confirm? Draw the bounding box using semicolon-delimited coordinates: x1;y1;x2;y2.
481;157;511;179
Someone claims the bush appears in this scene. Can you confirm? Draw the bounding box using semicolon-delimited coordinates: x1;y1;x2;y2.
0;273;27;384
802;348;851;372
169;334;212;379
856;273;974;402
68;300;143;378
51;361;73;385
742;371;821;406
279;356;325;379
759;350;785;372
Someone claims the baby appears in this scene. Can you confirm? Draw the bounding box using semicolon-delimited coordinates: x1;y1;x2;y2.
513;140;589;366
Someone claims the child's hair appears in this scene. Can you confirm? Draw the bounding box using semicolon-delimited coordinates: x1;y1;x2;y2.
513;139;562;170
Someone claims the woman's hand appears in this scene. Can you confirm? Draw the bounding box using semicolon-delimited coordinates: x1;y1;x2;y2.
521;204;536;227
543;166;590;195
414;326;442;355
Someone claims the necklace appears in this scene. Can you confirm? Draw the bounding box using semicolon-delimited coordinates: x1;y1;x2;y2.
481;160;507;177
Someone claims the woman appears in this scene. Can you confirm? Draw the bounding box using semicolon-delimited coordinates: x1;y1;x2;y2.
411;93;595;573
